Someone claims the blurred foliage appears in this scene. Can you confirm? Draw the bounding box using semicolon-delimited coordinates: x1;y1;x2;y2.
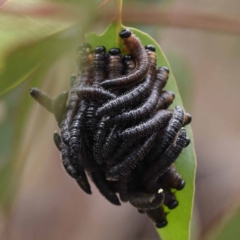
2;0;239;240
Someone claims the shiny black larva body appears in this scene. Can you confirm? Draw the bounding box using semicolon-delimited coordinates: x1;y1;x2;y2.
29;29;193;229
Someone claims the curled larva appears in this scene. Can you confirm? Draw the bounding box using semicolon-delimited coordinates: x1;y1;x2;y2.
61;50;92;145
60;141;92;194
101;126;120;160
69;102;88;154
96;48;157;118
110;67;169;125
129;189;165;210
107;133;157;179
143;128;189;187
76;87;116;101
106;139;136;166
119;110;172;140
147;106;185;164
160;165;185;190
90;171;121;206
101;29;149;89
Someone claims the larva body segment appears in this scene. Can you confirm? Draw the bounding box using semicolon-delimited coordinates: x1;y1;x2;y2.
119;110;173;140
147;106;185;164
143;128;189;187
145;206;168;228
123;54;136;75
91;172;121;206
53;131;62;151
118;175;130;202
101;29;149;89
110;67;169;125
96;49;157;118
93;118;107;164
106;139;135;166
96;77;151;118
107;48;124;79
107;133;157;179
160;165;185;190
85;101;98;137
91;46;108;86
69;101;88;154
52;91;68;125
156;90;175;110
61;143;91;194
129;189;165;210
61;52;92;146
102;126;120;160
163;189;179;210
29;88;54;113
76;87;116;101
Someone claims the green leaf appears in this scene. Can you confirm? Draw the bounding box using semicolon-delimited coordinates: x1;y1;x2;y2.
0;1;97;96
86;23;196;240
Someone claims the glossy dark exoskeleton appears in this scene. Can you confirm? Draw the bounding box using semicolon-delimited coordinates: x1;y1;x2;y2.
30;27;193;229
101;29;149;89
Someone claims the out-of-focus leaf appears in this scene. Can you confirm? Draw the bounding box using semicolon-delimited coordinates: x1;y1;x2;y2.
0;62;51;210
87;23;196;240
0;0;98;210
202;201;240;240
0;1;97;95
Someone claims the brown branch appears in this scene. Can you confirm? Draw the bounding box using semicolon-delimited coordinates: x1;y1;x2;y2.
98;4;240;35
1;2;240;35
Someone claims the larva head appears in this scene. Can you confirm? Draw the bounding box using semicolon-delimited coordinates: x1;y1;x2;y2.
77;43;91;54
184;136;191;147
176;180;185;190
109;48;121;56
168;200;179;210
145;45;156;52
123;54;133;61
156;220;168;228
94;46;106;53
157;66;170;81
183;113;192;126
161;66;170;74
76;43;92;67
119;28;132;38
169;91;175;100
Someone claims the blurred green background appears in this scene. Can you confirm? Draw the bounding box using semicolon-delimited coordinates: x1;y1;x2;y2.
1;0;240;239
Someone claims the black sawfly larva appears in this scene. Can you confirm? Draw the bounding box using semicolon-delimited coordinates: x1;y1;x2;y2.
101;29;149;89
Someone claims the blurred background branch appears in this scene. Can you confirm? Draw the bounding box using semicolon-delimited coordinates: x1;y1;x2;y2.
1;2;240;35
